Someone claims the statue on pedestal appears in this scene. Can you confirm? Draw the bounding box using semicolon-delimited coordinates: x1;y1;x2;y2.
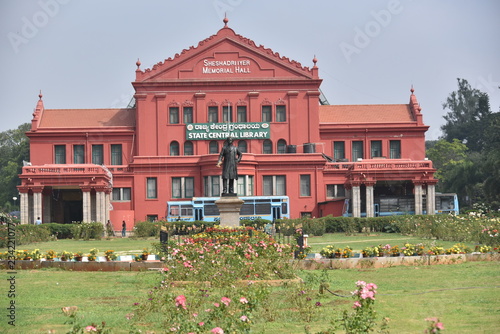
216;137;242;196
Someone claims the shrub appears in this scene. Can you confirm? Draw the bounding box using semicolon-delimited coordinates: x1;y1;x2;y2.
15;224;52;245
43;223;74;239
71;222;104;240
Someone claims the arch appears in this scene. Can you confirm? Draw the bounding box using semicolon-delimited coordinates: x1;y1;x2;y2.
170;141;180;156
184;141;194;156
263;139;273;154
277;139;287;154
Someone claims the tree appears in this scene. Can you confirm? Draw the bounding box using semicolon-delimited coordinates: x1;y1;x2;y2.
426;138;468;187
0;123;30;211
441;78;492;152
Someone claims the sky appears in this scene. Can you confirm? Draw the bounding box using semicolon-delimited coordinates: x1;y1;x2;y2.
1;0;499;140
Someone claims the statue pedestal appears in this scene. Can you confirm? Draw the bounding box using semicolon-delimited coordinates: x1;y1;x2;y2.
215;196;244;227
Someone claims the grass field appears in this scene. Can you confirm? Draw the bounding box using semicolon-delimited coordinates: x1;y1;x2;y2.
0;262;498;333
0;233;495;333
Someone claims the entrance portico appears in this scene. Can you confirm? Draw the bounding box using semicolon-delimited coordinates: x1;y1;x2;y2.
18;165;112;224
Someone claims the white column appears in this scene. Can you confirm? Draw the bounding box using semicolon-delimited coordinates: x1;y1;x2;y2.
82;191;91;222
366;184;374;218
426;184;436;215
352;185;361;218
414;183;423;215
33;192;43;223
96;191;104;223
104;192;110;224
20;193;29;224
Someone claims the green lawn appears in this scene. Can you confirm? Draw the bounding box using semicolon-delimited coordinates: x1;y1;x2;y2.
0;237;160;257
306;233;476;253
1;262;498;333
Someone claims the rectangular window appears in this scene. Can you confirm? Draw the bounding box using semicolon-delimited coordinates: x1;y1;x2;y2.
236;175;254;196
262;105;272;122
183;107;193;124
237;106;247;122
276;175;286;196
73;145;84;164
172;177;194;199
222;105;233;122
208;106;218;123
111;144;122;165
172;178;181;198
147;215;158;222
352;141;363;161
169;107;179;124
326;184;346;198
334;141;345;160
390;140;401;159
92;144;103;165
371;140;382;158
276;105;286;122
263;176;273;196
112;188;131;201
204;175;221;197
300;175;311;197
263;175;286;196
146;177;157;199
185;177;194;198
55;145;66;164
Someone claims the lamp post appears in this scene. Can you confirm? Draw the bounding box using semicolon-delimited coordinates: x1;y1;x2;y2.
12;196;17;210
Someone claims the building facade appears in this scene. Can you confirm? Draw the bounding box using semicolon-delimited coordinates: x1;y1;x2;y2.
18;19;437;229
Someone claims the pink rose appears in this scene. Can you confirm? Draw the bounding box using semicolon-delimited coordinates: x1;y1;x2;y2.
221;297;231;306
85;326;97;332
239;297;249;304
211;327;224;334
175;295;187;309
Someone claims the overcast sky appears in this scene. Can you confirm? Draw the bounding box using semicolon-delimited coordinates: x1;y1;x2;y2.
1;0;499;140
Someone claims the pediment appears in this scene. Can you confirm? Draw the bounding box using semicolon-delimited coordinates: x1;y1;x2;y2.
135;26;316;82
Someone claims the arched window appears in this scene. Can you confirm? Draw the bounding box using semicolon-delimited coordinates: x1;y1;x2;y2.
238;140;247;153
277;139;287;154
170;141;180;156
263;140;273;154
184;141;194;156
209;141;219;154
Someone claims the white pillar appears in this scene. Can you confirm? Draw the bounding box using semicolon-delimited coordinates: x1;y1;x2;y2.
96;191;104;223
33;191;43;223
82;191;91;222
426;184;436;215
104;192;110;224
366;184;374;218
352;185;361;218
414;183;423;215
20;193;29;224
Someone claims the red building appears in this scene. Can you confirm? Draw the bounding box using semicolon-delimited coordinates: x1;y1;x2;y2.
18;19;437;229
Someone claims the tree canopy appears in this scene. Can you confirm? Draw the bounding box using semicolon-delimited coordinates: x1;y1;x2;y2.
0;123;30;212
430;78;500;211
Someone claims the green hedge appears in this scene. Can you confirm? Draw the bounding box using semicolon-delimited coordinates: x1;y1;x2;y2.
71;222;104;240
43;223;74;239
0;224;53;248
133;221;218;238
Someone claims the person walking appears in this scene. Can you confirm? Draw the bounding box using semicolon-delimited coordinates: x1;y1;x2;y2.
122;220;126;237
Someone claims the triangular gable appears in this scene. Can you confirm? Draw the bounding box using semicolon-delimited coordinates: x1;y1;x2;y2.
136;25;316;82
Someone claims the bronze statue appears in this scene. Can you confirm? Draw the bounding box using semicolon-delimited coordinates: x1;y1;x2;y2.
216;137;242;195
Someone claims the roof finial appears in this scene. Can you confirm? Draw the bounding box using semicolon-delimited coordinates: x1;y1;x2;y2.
313;55;318;68
223;13;229;27
410;85;415;94
136;58;141;69
38;90;43;100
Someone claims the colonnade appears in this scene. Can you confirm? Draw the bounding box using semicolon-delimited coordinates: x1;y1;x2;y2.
19;187;110;225
350;182;436;218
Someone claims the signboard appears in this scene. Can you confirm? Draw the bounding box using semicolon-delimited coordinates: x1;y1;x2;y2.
186;122;270;140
